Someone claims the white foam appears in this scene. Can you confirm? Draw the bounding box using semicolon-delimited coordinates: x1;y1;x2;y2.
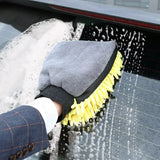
0;19;73;113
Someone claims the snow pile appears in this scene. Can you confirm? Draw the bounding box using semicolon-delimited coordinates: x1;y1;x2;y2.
0;19;73;113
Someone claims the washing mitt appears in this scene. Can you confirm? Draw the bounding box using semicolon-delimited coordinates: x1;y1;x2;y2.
37;41;123;126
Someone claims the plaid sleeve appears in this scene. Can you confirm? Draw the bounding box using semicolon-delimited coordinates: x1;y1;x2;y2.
0;105;49;160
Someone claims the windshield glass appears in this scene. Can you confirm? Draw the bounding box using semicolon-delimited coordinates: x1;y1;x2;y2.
0;2;160;160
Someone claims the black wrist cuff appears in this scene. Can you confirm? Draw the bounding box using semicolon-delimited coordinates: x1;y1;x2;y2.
35;85;74;122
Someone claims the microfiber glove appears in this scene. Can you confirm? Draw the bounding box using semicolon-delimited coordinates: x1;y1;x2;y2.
36;41;123;125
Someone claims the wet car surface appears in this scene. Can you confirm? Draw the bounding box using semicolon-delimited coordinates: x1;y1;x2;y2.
0;2;160;160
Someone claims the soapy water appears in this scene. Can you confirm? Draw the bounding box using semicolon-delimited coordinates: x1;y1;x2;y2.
0;19;74;113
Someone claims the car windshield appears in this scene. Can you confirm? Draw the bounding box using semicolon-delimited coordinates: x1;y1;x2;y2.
0;1;160;160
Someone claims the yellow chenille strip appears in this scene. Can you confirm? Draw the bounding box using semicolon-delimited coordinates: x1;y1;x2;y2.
62;51;123;126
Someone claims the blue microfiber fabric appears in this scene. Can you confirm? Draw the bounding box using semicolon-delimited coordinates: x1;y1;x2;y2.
38;41;116;97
